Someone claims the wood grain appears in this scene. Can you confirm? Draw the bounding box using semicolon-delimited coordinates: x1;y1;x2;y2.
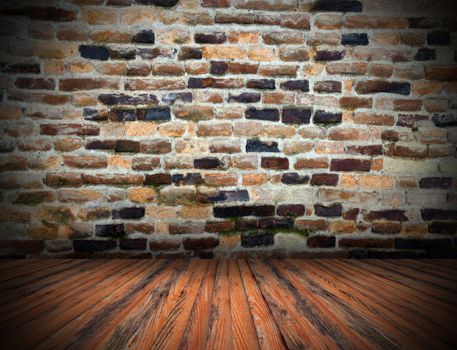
0;259;456;350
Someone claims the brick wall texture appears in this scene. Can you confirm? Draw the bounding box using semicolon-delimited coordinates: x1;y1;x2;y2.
0;0;456;258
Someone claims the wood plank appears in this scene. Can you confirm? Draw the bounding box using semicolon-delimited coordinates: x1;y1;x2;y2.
206;259;234;350
150;260;210;349
38;259;170;350
248;259;339;349
238;259;286;350
320;260;456;349
179;260;218;350
228;260;261;350
3;260;148;348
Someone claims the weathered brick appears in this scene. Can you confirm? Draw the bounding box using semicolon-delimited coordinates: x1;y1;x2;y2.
246;139;279;152
427;31;450;46
241;232;274;248
132;30;155;44
210;61;228;75
307;235;336;248
95;224;125;237
245;108;280;121
311;0;362;12
282;108;312;124
178;47;203;60
365;210;408;222
355;80;410;95
314;110;342;124
195;32;227;44
281;172;309;184
228;92;261;103
330;159;371;172
341;33;368;45
280;80;309;91
311;173;338;186
246;79;275;90
214;205;275;218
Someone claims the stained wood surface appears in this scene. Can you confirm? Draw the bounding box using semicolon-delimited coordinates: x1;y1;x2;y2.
0;259;456;350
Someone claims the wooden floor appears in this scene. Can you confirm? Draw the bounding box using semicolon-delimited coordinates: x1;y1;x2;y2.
0;259;456;350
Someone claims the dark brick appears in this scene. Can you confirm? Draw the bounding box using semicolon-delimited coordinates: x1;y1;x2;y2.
314;80;342;93
313;110;342;124
355;80;411;95
282;108;311;124
311;0;362;12
210;61;228;75
245;108;279;121
236;218;258;231
137;107;171;121
340;238;394;248
178;47;202;60
261;157;289;170
414;48;436;61
419;177;452;189
427;31;450;46
83;108;109;122
432;114;457;127
421;209;457;221
365;210;408;221
86;140;116;150
120;239;147;250
15;78;55;90
429;222;457;234
132;30;155;44
206;189;250;203
183;236;219;250
315;50;345;61
280;79;309;91
95;224;125;237
381;130;399;142
315;204;342;217
407;17;443;29
108;47;136;60
341;33;368;46
228;92;261;103
372;222;401;234
277;204;305;217
311;173;339;186
258;217;294;229
79;45;110;61
246;139;279;152
112;207;145;220
308;235;336;248
195;32;227;44
395;238;452;250
1;63;40;74
241;232;274;248
162;92;193;105
187;78;209;88
281;172;309;184
99;93;158;106
145;173;172;185
330;159;371;172
246;79;275;90
115;140;140;153
109;109;137;122
194;157;222;169
0;240;44;258
346;145;383;156
73;240;116;253
214;205;275;218
343;208;360;221
172;173;204;185
137;0;179;6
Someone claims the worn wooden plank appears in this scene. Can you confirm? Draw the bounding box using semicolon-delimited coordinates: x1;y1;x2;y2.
3;260;147;348
248;259;338;349
228;260;261;350
150;260;210;349
321;260;456;349
179;260;218;350
206;259;234;350
238;259;286;350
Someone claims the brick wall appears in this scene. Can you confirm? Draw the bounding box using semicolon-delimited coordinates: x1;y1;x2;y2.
0;0;456;258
